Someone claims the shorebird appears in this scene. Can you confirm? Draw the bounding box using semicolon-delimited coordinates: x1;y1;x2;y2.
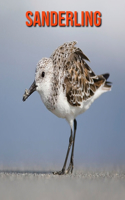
23;41;111;175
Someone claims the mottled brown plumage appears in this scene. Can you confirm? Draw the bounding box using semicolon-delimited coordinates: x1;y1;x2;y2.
50;41;110;107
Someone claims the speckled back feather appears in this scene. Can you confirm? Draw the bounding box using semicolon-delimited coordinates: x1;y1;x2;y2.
50;41;110;107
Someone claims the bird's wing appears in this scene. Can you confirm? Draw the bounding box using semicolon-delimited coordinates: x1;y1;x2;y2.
50;41;106;106
50;41;90;67
63;50;105;106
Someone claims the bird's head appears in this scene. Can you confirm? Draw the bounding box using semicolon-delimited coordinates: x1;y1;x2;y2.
22;57;53;102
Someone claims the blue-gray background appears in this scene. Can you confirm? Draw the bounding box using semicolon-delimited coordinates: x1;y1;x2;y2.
0;0;125;170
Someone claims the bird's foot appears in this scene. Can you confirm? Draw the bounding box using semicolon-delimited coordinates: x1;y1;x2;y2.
53;168;66;175
53;169;72;175
53;160;74;175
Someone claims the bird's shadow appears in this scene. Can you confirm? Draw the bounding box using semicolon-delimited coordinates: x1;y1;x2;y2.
0;170;53;175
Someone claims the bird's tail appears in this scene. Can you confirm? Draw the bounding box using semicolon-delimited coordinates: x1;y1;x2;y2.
102;73;112;91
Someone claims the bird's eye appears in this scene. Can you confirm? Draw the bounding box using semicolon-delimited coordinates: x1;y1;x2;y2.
41;72;45;78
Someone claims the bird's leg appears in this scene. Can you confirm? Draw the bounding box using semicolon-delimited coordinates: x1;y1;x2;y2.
53;129;73;175
66;119;77;174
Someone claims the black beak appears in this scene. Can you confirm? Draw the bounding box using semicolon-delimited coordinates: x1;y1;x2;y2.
22;80;37;101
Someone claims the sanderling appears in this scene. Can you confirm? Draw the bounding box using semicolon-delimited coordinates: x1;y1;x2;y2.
23;41;112;175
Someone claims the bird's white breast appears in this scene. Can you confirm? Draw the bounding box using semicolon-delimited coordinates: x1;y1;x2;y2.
51;84;107;123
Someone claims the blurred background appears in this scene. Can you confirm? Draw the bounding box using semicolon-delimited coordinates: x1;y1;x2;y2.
0;0;125;171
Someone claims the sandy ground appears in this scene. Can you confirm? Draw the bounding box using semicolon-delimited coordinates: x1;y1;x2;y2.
0;168;125;200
